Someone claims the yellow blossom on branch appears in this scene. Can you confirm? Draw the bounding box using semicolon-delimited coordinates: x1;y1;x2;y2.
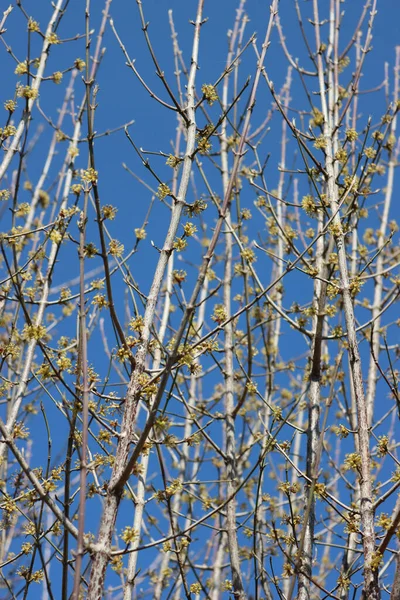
4;99;17;112
121;526;138;544
135;227;146;240
202;83;218;105
28;18;40;32
74;58;86;71
46;32;61;45
81;167;98;184
17;86;38;100
108;239;124;258
15;61;28;75
52;71;63;84
157;183;171;200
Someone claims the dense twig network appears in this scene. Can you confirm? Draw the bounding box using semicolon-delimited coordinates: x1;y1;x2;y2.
0;1;399;599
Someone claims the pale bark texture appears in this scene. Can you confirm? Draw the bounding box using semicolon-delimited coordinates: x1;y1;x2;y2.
0;1;398;599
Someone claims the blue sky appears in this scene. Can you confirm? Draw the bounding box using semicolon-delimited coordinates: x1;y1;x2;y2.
1;0;400;598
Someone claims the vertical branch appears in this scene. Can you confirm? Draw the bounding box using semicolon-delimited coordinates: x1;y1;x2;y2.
157;276;210;600
0;1;398;596
126;0;280;475
312;0;379;597
221;3;247;598
71;189;90;600
341;24;369;597
365;46;399;424
26;70;78;232
0;0;112;463
222;210;245;600
0;0;64;182
296;212;327;600
124;123;182;600
71;3;93;596
124;254;174;600
87;2;205;597
391;553;400;600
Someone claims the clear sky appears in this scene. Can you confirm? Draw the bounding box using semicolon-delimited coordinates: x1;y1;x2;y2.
1;0;399;597
4;0;398;294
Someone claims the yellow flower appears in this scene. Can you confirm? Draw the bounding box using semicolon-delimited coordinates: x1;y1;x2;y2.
183;222;197;237
92;294;109;309
129;316;144;333
377;513;391;530
1;125;16;139
314;135;327;150
38;190;50;207
31;570;44;583
172;269;186;284
173;237;187;252
108;239;124;258
345;128;358;142
50;230;62;244
91;279;104;290
37;363;53;380
98;430;112;444
68;145;79;157
52;71;63;84
81;167;98;184
46;32;60;45
310;107;324;127
116;346;132;363
21;542;33;554
370;551;383;572
377;435;389;457
15;61;28;75
17;85;38;100
15;202;30;217
22;324;47;341
335;148;347;163
121;526;138;544
156;183;171;200
56;356;72;371
364;146;377;159
246;381;257;394
166;154;182;168
197;137;211;154
71;184;82;195
28;18;40;32
202;83;218;105
56;129;67;142
134;227;146;239
241;208;252;220
4;99;17;112
83;242;98;258
111;556;123;574
301;195;318;216
185;199;207;217
102;205;117;220
212;304;227;324
344;453;361;471
190;582;202;594
74;58;86;71
12;422;30;439
241;247;256;263
222;580;233;591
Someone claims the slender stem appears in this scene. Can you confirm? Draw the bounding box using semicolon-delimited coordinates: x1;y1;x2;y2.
87;3;205;596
